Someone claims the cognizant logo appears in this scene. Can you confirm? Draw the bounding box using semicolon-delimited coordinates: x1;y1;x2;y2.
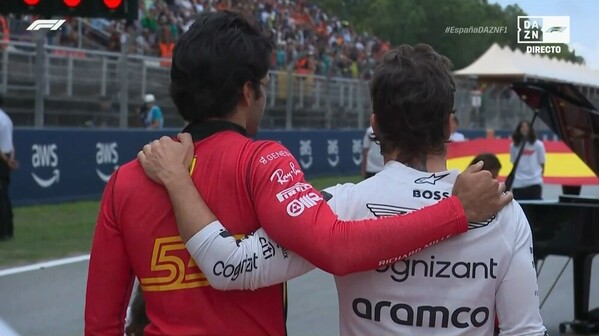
352;298;490;328
212;254;258;281
376;256;499;282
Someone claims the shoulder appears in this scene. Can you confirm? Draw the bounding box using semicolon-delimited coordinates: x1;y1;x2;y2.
322;182;356;199
249;140;294;160
322;182;357;214
111;159;142;184
497;200;523;221
495;199;530;241
0;110;9;124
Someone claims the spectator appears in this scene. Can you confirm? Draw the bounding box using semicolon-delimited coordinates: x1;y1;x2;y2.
449;115;466;142
361;125;383;179
142;94;164;129
469;153;502;179
9;0;391;77
510;120;545;200
0;94;19;242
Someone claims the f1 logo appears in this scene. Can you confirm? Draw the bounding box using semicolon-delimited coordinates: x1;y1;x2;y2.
26;19;66;31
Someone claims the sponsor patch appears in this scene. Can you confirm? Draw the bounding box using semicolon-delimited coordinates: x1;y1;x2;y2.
414;173;450;185
286;192;323;217
270;162;302;185
275;182;312;202
259;150;293;165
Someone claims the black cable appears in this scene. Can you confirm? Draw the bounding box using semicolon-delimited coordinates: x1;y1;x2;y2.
536;258;545;277
540;257;571;309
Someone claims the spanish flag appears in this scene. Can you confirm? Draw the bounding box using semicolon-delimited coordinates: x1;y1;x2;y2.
447;139;599;185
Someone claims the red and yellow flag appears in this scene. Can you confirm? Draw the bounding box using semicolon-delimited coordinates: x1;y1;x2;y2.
447;139;599;185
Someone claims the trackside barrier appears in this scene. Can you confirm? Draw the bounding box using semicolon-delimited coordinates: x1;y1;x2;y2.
12;128;364;206
11;128;557;206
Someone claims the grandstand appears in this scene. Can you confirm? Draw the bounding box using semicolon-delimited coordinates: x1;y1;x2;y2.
1;0;386;129
1;0;598;131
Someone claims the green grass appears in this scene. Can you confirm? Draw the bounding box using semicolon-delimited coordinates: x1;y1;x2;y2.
309;174;362;190
0;201;100;268
0;175;361;268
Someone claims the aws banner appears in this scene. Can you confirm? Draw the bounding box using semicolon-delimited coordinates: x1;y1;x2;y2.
12;128;364;206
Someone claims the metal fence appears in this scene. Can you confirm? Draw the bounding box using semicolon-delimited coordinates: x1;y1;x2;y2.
2;39;597;130
0;39;372;129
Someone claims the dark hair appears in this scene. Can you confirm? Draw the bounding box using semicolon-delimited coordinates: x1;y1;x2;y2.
511;120;537;145
469;153;502;172
370;44;455;165
170;11;273;123
0;93;3;107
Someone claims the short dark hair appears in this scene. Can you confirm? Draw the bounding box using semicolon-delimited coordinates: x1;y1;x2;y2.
0;93;4;107
370;44;456;164
469;153;502;171
170;11;273;123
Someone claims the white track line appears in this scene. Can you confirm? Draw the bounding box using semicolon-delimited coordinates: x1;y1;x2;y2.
0;254;90;277
0;317;20;336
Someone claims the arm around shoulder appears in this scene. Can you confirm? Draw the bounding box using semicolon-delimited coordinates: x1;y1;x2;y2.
186;221;315;290
248;142;469;275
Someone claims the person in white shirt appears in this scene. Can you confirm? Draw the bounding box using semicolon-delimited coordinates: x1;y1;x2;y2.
138;44;544;335
361;126;384;178
510;120;545;200
0;94;18;241
449;116;466;142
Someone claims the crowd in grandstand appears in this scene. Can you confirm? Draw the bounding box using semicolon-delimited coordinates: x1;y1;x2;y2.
7;0;392;79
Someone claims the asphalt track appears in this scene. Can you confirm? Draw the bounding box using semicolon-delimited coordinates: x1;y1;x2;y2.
1;185;598;336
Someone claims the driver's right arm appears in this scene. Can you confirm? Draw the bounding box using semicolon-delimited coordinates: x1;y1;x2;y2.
248;142;468;275
186;221;315;290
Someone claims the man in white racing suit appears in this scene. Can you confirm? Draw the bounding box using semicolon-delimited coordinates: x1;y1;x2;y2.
139;44;547;335
188;160;546;335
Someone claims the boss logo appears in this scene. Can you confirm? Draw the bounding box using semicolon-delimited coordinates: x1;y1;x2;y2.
412;190;450;200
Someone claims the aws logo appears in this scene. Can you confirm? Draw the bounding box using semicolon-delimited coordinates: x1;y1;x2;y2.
96;142;119;183
31;144;60;188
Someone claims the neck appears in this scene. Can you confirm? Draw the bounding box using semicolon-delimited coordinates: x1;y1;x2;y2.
383;150;448;172
207;113;246;130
